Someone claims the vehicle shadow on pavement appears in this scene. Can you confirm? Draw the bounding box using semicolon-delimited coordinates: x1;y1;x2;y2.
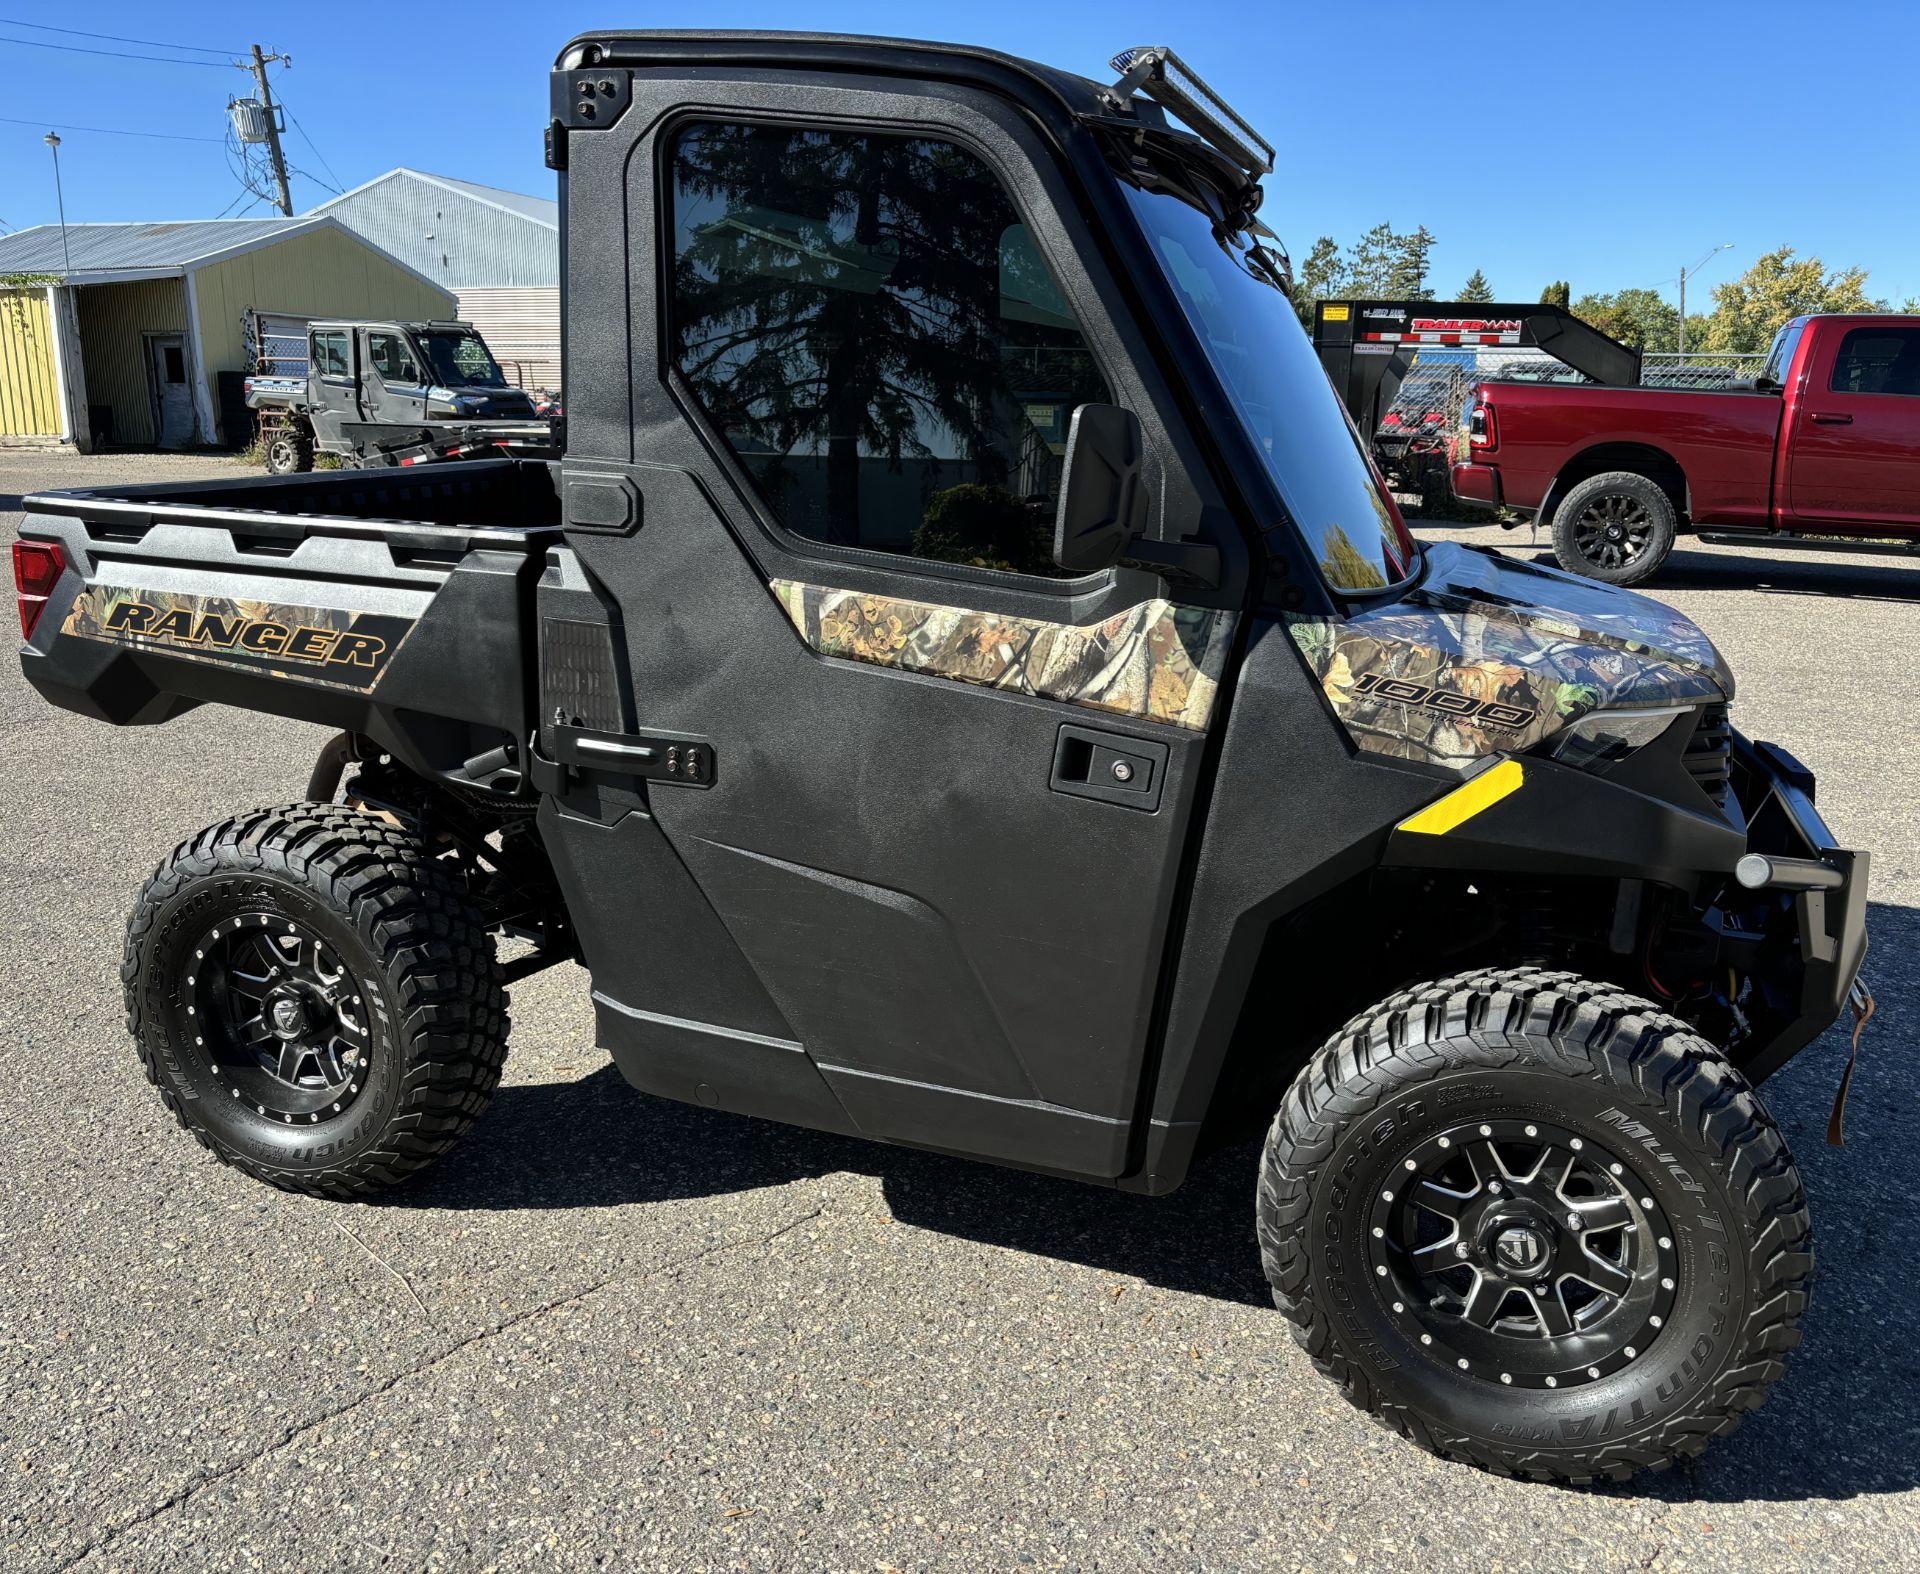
376;899;1920;1502
1512;545;1920;605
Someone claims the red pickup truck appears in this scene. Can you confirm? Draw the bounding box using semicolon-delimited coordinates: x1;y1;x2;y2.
1450;313;1920;583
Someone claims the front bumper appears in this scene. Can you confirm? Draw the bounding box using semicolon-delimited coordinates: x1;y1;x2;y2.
1730;735;1870;1082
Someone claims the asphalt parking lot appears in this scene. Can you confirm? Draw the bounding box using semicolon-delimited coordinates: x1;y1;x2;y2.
2;447;1916;1572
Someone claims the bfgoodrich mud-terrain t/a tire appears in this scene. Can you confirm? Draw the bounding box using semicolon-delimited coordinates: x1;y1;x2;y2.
124;804;508;1197
1258;967;1812;1482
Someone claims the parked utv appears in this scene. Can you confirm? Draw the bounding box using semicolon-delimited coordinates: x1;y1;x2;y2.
245;318;556;473
12;33;1870;1484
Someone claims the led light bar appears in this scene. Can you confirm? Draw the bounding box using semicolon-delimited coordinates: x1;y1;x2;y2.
1108;46;1275;176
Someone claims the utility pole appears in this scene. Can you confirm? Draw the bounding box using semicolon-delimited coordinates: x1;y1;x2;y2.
247;44;294;217
1678;243;1735;355
42;133;71;273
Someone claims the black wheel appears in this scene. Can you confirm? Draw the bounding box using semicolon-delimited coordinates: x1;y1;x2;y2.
262;425;314;475
1550;471;1676;585
123;804;508;1197
1258;967;1811;1483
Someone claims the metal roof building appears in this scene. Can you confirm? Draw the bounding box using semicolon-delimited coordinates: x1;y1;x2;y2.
310;169;561;390
0;216;453;450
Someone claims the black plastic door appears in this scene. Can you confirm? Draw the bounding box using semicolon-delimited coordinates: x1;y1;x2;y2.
543;79;1245;1179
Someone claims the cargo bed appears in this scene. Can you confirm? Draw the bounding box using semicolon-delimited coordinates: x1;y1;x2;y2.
17;459;560;788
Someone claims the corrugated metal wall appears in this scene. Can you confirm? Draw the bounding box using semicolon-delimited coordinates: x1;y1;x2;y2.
319;172;558;289
192;226;457;441
75;277;189;448
455;287;561;391
0;288;60;436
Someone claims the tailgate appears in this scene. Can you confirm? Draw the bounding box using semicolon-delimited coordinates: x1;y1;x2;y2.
17;496;554;782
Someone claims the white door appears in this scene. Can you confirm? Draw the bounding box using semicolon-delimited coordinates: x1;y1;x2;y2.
147;333;194;448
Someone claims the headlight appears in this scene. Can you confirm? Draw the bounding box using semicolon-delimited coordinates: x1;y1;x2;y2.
1548;706;1691;772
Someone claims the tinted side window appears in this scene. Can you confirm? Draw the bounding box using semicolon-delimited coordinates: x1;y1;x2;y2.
311;331;350;378
368;332;417;383
1829;327;1920;397
668;121;1111;577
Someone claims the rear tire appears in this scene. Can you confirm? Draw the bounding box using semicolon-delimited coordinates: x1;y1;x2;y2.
123;804;508;1197
1258;966;1811;1483
1550;471;1676;584
262;425;314;475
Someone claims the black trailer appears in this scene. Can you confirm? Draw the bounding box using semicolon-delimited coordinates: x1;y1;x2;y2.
1313;300;1641;508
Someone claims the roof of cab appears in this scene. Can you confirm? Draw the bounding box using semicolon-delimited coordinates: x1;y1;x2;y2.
553;29;1115;120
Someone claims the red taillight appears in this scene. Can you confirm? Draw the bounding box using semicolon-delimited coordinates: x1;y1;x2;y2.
1467;398;1498;452
12;539;66;641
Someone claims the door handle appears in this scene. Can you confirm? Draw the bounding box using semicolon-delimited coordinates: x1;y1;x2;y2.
1050;723;1167;812
1809;412;1854;425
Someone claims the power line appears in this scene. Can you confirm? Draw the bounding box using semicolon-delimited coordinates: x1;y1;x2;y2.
284;105;343;193
0;114;224;143
289;165;343;197
0;32;236;67
0;17;235;56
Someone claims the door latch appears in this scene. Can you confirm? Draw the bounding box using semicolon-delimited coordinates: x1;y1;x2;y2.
1050;723;1168;811
551;723;714;787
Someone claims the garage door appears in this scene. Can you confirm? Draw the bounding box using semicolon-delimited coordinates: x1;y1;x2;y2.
0;288;60;437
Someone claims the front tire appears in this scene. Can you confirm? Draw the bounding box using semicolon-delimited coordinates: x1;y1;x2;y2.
1258;967;1811;1482
123;804;508;1197
1550;470;1676;584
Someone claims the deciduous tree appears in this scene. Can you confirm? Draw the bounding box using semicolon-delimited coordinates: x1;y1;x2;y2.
1699;247;1877;353
1572;287;1681;351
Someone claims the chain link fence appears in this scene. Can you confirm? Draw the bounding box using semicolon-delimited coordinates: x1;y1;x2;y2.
1377;347;1771;435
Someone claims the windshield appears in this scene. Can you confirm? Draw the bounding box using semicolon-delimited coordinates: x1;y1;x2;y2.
1121;182;1415;592
416;329;508;389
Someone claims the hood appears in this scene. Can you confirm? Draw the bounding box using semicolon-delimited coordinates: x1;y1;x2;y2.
428;385;538;416
1287;542;1732;772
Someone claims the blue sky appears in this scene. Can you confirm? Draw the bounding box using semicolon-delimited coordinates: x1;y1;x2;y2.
2;0;1914;310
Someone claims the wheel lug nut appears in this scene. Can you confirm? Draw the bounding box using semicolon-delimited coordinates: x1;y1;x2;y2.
1454;1242;1471;1260
1566;1212;1582;1231
1486;1180;1502;1195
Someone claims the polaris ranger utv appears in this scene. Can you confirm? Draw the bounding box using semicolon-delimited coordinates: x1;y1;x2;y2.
245;319;555;473
11;33;1870;1483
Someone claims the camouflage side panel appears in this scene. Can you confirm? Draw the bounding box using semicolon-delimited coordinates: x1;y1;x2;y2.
771;580;1236;731
62;585;414;696
1288;541;1731;771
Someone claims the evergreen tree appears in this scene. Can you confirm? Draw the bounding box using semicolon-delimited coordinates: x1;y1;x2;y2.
1385;226;1437;299
1539;280;1571;308
1291;235;1346;326
1457;269;1494;303
1347;222;1402;296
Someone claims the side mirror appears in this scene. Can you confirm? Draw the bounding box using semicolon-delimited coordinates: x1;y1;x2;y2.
1051;403;1223;588
1053;403;1148;574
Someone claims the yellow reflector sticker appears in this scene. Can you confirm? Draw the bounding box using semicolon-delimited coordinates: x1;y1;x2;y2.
1398;758;1525;836
1322;304;1351;321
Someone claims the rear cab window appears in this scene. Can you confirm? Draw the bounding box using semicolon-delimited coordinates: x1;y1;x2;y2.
311;332;350;379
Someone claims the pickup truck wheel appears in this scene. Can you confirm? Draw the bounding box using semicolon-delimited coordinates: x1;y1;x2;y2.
123;804;508;1198
1550;471;1675;584
1257;966;1811;1483
263;428;314;475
